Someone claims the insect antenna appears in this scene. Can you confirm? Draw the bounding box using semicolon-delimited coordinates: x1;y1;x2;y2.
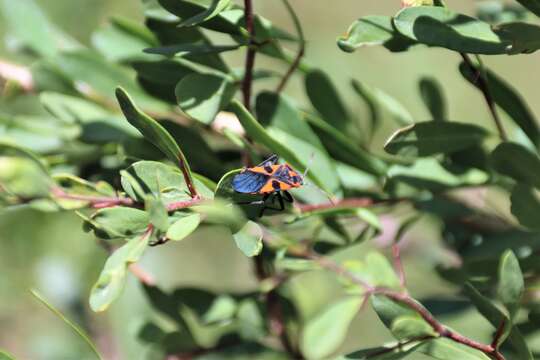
300;154;336;205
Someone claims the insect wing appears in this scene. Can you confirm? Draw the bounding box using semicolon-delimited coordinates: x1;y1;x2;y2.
232;171;269;194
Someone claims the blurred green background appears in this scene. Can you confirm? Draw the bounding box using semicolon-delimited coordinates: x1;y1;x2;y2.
1;1;538;359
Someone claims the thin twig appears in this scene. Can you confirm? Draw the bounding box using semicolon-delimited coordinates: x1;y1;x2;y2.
276;0;305;93
128;263;155;286
281;244;506;360
392;244;406;288
51;187;202;212
460;53;508;141
242;0;256;110
491;319;506;349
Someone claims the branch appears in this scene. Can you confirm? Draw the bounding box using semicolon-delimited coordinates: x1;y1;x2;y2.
392;244;406;288
281;244;506;360
276;0;305;93
460;53;508;142
242;0;256;110
51;187;202;212
128;263;155;286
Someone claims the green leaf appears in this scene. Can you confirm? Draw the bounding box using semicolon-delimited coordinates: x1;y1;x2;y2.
350;79;382;136
465;282;532;358
371;295;419;329
463;283;510;345
166;213;201;241
30;289;103;360
393;6;509;54
301;297;362;359
0;350;16;360
175;73;236;124
121;161;213;205
40;92;110;124
497;250;524;318
228;100;329;193
92;17;157;61
304;69;350;132
305;113;387;176
391;316;437;339
515;0;540;17
193;200;246;233
387;158;488;193
369;86;414;126
419;77;446;120
0;156;51;198
510;184;540;230
116;87;197;191
494;22;540;54
57;50;164;112
144;43;241;56
158;0;242;35
417;338;491;360
384;122;489;157
342;342;423;359
256;92;341;194
490;142;540;188
365;252;401;289
459;63;540;147
0;0;76;57
232;220;263;257
87;207;150;239
176;0;232;27
90;232;151;312
146;197;169;232
338;15;417;53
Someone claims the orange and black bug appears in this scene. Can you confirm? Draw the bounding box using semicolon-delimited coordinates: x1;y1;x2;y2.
232;155;303;216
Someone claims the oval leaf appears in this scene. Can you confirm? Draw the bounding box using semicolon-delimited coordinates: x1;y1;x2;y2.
301;297;362;359
510;184;540;230
490;142;540;188
232;220;263;257
394;6;509;54
115;87;196;193
90;233;151;312
175;73;236;124
384;121;489;157
459;63;540;147
338;15;417;53
419;77;447;120
166;213;201;241
497;250;524;318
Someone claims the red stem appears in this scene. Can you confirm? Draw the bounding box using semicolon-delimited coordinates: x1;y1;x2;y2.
392;244;406;288
52;187;201;212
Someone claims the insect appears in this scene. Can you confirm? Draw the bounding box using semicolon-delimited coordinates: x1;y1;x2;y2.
232;155;304;216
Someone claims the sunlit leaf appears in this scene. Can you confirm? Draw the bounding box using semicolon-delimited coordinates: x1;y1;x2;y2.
90;232;152;312
497;250;523;318
232;220;263;257
166;213;201;241
175;73;236;124
393;6;509;54
338;15;417;53
301;297;362;359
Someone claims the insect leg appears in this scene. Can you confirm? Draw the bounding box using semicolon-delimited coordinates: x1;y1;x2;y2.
237;193;270;206
282;190;293;203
